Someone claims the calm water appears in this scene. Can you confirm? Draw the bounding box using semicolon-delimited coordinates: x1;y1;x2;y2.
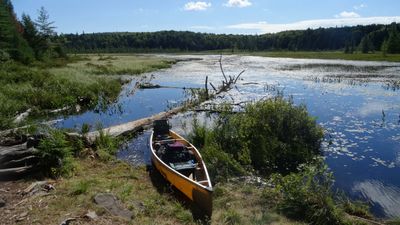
60;55;400;218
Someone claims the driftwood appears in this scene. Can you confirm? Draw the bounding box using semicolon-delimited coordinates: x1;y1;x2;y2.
85;105;186;143
0;166;35;178
208;55;245;95
0;137;40;180
13;109;32;124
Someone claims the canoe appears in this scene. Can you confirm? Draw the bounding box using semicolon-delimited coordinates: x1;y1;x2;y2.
150;120;213;217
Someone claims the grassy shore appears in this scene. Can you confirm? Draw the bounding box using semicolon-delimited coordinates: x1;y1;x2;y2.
0;158;304;225
0;54;176;130
249;51;400;62
191;50;400;62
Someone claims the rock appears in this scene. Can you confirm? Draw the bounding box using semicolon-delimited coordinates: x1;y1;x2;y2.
0;198;5;207
94;193;133;219
84;210;98;220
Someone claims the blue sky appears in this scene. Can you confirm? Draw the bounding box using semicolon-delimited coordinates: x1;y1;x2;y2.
11;0;400;34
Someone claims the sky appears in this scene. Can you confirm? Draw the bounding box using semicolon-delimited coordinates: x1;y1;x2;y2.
11;0;400;34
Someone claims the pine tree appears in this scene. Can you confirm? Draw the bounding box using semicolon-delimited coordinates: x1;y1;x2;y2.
359;35;374;53
0;0;34;63
386;23;400;54
381;40;388;56
35;7;56;37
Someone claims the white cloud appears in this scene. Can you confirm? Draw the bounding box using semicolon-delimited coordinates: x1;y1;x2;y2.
224;0;252;8
335;11;361;18
227;16;400;34
354;4;367;10
184;1;211;11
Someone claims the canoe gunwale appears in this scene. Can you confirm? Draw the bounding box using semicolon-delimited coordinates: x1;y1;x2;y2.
149;131;213;192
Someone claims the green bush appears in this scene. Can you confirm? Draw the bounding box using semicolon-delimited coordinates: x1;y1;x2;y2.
36;129;75;177
0;49;10;62
201;144;247;182
274;161;343;225
189;97;324;176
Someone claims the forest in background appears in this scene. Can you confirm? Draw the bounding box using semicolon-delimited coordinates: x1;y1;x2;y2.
62;23;400;54
2;0;400;62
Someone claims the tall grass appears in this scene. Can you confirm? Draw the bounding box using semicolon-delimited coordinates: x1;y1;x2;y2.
0;54;175;130
0;61;122;129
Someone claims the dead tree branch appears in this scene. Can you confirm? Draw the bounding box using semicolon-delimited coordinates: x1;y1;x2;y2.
209;55;246;96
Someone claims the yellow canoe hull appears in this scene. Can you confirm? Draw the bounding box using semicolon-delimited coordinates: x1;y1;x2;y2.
150;130;213;217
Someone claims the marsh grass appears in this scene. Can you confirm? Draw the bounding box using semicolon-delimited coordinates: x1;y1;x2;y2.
49;54;175;76
0;54;175;130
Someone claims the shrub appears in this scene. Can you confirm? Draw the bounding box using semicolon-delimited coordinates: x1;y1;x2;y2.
36;129;75;177
201;144;246;182
274;161;344;225
189;97;324;176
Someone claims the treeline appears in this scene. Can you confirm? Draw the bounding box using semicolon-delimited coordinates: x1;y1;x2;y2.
0;0;65;64
62;23;400;54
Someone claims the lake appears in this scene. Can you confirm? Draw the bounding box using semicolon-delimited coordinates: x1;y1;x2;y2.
57;54;400;218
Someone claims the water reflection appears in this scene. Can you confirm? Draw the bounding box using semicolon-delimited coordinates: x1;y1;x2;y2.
353;180;400;218
117;131;152;166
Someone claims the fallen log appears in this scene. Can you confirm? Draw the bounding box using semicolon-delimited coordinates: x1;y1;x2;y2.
0;143;27;155
85;105;186;143
0;147;38;164
0;165;35;180
0;155;39;169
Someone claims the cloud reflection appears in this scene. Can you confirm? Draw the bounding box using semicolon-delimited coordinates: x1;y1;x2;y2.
353;180;400;218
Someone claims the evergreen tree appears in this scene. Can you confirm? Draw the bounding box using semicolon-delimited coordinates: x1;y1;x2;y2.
359;35;374;53
35;7;56;37
386;23;400;53
0;0;34;63
381;39;388;56
21;13;44;59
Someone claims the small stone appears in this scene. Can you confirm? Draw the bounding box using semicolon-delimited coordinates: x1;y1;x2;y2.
0;198;6;208
85;210;98;220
